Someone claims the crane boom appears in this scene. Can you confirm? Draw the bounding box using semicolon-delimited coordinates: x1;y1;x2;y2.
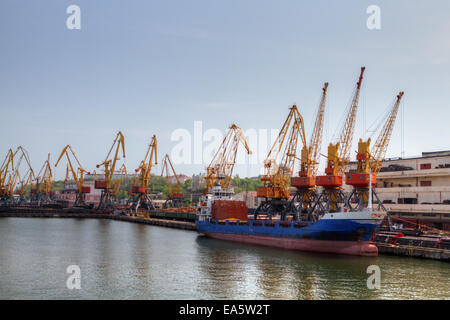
338;67;365;171
129;135;158;213
255;105;307;219
205;124;252;192
133;135;157;193
289;83;328;219
161;154;185;208
96;131;126;190
370;92;404;174
0;149;15;194
55;145;90;205
297;82;328;182
345;91;404;211
317;67;365;187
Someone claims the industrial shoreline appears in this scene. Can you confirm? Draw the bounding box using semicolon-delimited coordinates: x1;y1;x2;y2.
1;209;448;262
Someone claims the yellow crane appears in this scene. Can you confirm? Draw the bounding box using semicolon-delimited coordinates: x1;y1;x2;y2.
112;164;127;199
316;67;365;212
55;145;90;206
16;169;34;204
346;91;404;210
5;146;34;205
95;131;126;210
255;105;307;220
32;154;54;204
0;149;15;201
161;154;184;208
290;82;328;220
205;124;252;192
130;135;157;212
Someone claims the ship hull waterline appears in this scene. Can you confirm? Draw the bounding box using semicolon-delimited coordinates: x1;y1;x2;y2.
200;231;378;257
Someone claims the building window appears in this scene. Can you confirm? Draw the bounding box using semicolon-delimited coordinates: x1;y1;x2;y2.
420;181;432;187
420;163;431;170
398;198;418;204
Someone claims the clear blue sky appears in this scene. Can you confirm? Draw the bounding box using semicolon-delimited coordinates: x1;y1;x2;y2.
1;0;449;179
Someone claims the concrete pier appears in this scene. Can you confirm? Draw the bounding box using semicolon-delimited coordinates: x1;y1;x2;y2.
0;211;196;231
375;243;450;261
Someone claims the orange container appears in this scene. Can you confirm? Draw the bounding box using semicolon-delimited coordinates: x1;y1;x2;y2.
211;200;248;221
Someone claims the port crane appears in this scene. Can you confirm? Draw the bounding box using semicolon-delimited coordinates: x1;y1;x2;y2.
129;135;157;213
112;164;127;199
55;145;90;207
2;147;34;205
255;105;307;220
95;131;126;210
315;67;365;213
345;91;404;211
0;149;15;204
290;82;328;220
205;124;252;192
15;168;35;205
198;124;252;220
32;154;54;205
161;154;184;208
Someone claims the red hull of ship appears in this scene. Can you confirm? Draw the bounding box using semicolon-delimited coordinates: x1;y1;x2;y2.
203;232;378;257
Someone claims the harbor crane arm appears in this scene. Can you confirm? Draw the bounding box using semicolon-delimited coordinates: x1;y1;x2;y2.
55;145;88;194
324;67;365;178
97;131;126;190
260;105;306;194
35;154;53;195
370;92;404;175
9;147;34;195
0;149;15;191
161;154;182;196
300;82;328;179
134;135;157;190
112;164;128;197
337;67;365;174
205;124;252;191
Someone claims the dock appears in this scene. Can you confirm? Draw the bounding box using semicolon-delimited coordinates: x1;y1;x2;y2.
375;242;450;261
0;209;196;231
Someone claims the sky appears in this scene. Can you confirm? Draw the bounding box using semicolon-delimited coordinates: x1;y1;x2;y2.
1;0;450;180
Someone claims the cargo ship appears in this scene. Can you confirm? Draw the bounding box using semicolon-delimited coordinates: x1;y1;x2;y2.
196;185;386;256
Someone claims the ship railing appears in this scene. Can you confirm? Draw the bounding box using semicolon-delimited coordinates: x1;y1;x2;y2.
212;219;310;229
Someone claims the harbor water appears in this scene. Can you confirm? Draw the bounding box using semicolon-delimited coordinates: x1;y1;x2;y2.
0;218;449;299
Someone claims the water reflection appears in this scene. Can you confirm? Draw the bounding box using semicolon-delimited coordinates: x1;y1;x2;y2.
0;218;448;299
